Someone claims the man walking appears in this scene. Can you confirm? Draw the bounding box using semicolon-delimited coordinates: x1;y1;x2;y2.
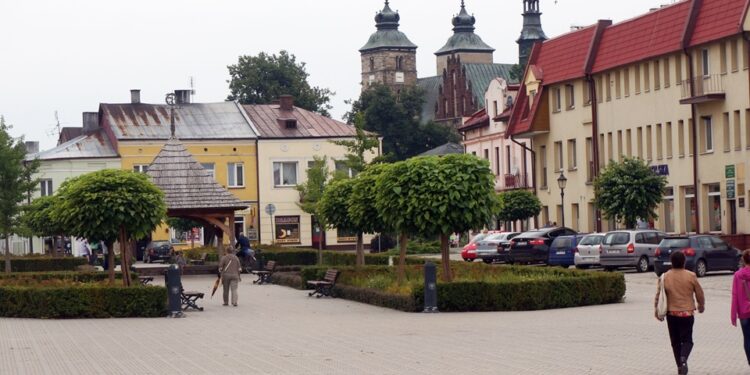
219;247;242;306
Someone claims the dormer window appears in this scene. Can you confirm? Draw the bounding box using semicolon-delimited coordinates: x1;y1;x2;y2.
285;119;297;129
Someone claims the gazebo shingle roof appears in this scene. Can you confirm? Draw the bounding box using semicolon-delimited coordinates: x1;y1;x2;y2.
147;138;248;211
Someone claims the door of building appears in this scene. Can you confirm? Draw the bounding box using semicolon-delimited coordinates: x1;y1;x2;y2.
311;216;326;249
729;200;737;235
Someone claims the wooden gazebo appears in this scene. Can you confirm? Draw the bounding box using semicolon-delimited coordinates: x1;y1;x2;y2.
147;137;248;249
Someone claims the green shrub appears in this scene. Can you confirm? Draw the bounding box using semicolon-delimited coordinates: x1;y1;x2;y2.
0;284;166;318
9;257;87;272
258;247;423;267
0;271;136;284
385;240;440;255
181;247;220;262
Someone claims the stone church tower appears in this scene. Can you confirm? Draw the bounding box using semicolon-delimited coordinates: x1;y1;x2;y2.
434;1;495;75
359;1;418;91
517;0;547;68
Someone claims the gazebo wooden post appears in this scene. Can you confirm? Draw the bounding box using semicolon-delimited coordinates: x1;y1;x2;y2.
229;215;236;249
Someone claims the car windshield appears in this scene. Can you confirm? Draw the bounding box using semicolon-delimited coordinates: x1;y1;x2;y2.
579;235;603;246
551;237;572;248
603;232;630;245
471;234;487;243
519;231;545;239
484;234;504;241
660;238;690;248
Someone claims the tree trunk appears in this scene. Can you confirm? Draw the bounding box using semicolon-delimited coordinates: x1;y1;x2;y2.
355;232;364;267
318;234;323;266
397;233;407;284
440;234;452;282
106;241;115;284
4;236;11;274
119;227;131;287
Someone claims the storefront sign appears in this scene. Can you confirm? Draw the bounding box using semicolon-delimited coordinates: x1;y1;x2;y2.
650;164;669;176
726;165;736;179
275;216;300;244
727;179;736;199
247;228;258;241
337;228;357;243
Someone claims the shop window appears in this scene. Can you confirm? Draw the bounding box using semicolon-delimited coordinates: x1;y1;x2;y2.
707;184;722;232
275;216;301;244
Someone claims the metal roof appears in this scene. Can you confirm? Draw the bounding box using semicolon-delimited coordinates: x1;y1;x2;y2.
360;1;417;52
101;101;257;140
418;142;464;156
417;76;441;123
435;3;494;55
463;63;516;105
243;104;358;139
28;130;118;161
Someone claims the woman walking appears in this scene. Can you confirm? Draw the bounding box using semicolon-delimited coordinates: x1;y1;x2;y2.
654;251;705;375
219;246;242;307
731;249;750;367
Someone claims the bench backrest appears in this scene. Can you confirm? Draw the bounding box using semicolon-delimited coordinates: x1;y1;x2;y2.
324;269;339;283
265;260;276;271
200;253;207;260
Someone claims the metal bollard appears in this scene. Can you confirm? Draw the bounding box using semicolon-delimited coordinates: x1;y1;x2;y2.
423;262;439;313
166;264;184;318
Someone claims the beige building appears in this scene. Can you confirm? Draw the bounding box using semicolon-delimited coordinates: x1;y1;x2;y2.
508;0;750;237
244;96;380;249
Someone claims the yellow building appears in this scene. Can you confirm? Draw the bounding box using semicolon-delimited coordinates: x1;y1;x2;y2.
98;90;259;252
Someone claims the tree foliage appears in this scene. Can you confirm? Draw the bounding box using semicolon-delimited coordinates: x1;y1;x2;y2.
497;190;542;228
166;217;202;233
349;164;391;235
53;169;166;283
227;50;333;117
331;114;379;175
296;156;329;263
319;178;357;236
21;196;65;238
346;84;459;161
594;157;667;229
0;116;39;273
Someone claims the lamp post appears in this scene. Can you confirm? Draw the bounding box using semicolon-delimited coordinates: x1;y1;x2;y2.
557;171;567;228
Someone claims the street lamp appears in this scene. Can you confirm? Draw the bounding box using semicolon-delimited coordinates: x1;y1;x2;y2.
557;171;567;228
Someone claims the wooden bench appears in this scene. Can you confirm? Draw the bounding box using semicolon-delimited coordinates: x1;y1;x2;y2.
138;276;154;285
181;288;204;311
189;253;208;265
307;269;339;298
252;260;276;285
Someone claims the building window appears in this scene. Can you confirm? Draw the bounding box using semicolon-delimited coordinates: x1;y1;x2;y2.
624;68;631;96
566;84;576;108
663;187;675;233
554;87;562;112
707;184;721;232
40;179;53;197
676;54;683;83
734;110;742;150
228;163;245;187
493;101;498;117
605;73;612;101
471;151;477;156
688;119;695;156
635;65;641;94
201;163;215;179
616;130;623;161
723;112;730;152
643;62;650;92
506;145;512;174
540;145;547;189
720;43;727;74
395;56;403;71
646;125;653;161
541;206;549;226
607;132;614;162
133;165;149;173
656;124;663;160
583;80;591;105
597;76;604;103
626;129;632;157
666;122;673;158
495;147;500;175
599;134;605;168
683;186;697;233
369;57;375;71
637;127;643;158
334;160;356;178
275;216;301;244
702;116;713;153
273;161;297;187
567;139;577;170
337;227;357;243
554;141;563;172
731;39;739;72
654;60;661;90
678;120;685;157
585;137;593;182
664;57;671;87
614;71;621;99
701;49;710;77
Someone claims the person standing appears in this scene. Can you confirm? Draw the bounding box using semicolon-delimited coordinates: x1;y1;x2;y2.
731;249;750;367
218;247;242;307
654;251;705;375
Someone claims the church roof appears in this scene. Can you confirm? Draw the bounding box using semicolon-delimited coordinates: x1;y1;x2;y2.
360;1;417;52
418;142;464;156
146;138;248;211
435;2;494;55
416;76;442;123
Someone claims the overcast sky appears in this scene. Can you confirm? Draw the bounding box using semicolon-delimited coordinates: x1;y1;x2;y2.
0;0;676;151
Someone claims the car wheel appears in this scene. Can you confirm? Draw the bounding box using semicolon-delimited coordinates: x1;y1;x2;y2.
575;265;590;270
604;266;616;272
483;259;493;264
467;258;474;262
560;265;568;269
636;256;649;273
695;259;707;278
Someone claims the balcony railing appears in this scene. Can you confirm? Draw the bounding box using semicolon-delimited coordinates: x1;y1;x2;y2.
501;173;531;190
679;74;726;104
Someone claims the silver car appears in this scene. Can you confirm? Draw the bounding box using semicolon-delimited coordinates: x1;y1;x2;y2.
476;232;521;263
599;230;666;272
574;234;604;268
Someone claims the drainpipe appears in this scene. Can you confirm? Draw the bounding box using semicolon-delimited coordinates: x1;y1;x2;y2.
586;75;603;233
255;138;262;244
684;48;701;233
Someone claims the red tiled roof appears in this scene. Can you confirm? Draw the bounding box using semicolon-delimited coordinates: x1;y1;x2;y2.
592;2;691;73
243;105;358;139
690;0;747;46
506;85;545;137
458;108;488;132
535;25;598;85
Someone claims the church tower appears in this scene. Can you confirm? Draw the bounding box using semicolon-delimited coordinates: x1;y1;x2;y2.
359;1;418;91
517;0;547;68
434;1;495;75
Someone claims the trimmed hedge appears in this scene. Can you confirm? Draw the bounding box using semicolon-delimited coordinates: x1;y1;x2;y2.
291;265;625;312
8;257;87;272
258;246;425;267
0;284;167;318
0;271;136;284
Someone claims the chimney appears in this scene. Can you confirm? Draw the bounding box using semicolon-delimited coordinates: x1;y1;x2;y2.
82;112;99;134
25;141;39;155
174;89;192;104
279;95;294;111
130;89;141;104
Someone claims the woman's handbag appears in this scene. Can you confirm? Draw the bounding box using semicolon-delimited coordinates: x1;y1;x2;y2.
656;274;668;320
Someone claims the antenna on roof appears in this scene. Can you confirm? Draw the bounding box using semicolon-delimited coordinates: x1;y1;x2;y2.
45;111;63;138
189;76;196;95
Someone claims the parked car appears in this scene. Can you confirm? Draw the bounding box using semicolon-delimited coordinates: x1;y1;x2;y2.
654;235;742;277
144;241;174;263
574;233;605;269
476;232;520;264
547;234;587;268
461;231;502;262
599;230;665;272
508;227;577;265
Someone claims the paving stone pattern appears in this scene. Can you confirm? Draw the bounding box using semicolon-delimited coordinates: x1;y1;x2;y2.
0;271;748;374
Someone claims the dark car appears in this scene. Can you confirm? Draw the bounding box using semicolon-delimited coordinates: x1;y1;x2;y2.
654;235;742;277
547;234;587;268
508;227;578;264
144;241;174;263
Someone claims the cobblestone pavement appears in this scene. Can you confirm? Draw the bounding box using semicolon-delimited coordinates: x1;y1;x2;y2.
0;270;748;375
